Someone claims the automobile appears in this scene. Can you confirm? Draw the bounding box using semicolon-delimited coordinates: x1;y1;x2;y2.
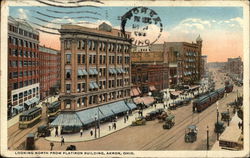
157;112;168;122
214;121;225;134
184;125;198;143
145;111;158;121
182;98;192;105
221;111;230;122
163;114;175;129
37;125;51;137
66;145;76;150
131;116;146;126
61;126;81;134
155;108;165;115
174;100;184;107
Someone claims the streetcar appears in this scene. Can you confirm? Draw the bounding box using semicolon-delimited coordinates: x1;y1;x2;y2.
47;101;60;122
19;107;42;129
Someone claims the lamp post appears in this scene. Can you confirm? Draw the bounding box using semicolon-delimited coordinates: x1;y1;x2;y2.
227;108;230;126
216;105;219;140
207;126;209;150
98;110;100;138
94;114;97;138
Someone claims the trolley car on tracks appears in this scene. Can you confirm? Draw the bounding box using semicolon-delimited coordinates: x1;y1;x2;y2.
47;101;60;122
19;107;42;129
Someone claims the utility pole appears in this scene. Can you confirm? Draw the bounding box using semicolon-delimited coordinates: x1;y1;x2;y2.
207;126;209;150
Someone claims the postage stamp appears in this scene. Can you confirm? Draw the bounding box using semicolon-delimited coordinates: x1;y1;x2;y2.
0;0;249;157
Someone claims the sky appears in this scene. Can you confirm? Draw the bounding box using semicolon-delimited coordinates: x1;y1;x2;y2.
9;5;243;62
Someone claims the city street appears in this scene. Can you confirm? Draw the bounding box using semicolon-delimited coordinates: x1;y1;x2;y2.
33;68;242;150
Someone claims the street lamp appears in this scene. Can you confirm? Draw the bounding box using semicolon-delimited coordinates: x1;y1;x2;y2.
207;126;209;150
227;108;230;126
216;106;219;140
94;114;97;138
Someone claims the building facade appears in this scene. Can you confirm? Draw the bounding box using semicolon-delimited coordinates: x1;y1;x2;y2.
164;35;202;86
201;55;208;78
39;46;60;100
131;47;168;93
8;16;40;117
59;23;132;111
227;57;243;80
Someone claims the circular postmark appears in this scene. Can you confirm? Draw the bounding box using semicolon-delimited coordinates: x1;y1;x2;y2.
121;7;163;46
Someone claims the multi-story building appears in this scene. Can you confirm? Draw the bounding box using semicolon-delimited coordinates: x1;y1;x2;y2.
131;47;168;93
201;55;208;78
164;35;202;86
39;46;60;100
59;22;132;112
8;16;40;118
227;57;243;80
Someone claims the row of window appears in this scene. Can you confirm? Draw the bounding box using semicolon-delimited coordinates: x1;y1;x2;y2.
12;87;39;101
65;40;130;53
9;60;39;67
12;79;38;90
9;49;38;58
64;89;130;109
9;70;39;79
8;36;38;49
65;78;130;93
8;25;39;40
66;54;130;65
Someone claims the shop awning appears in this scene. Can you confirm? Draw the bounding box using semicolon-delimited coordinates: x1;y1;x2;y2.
51;112;82;126
76;107;104;125
149;85;157;91
131;88;140;97
98;104;115;118
125;102;137;110
133;97;144;104
13;105;24;112
141;96;155;106
107;100;130;114
170;91;182;96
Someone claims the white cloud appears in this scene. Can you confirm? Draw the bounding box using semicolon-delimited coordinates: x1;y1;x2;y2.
229;17;243;26
17;8;28;20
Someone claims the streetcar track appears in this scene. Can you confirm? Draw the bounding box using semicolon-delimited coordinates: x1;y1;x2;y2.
139;90;237;150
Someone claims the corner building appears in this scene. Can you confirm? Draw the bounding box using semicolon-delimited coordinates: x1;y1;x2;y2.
59;23;132;111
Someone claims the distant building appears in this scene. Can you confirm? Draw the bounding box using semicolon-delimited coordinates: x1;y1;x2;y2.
39;46;60;100
201;55;208;78
227;57;243;80
7;16;40;117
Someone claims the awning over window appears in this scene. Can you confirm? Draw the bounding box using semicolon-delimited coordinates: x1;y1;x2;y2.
76;107;104;125
78;69;83;76
98;104;115;118
51;112;82;126
92;82;99;89
24;97;39;106
116;68;122;74
131;87;140;97
13;105;24;112
170;91;182;96
89;68;98;75
121;68;126;73
89;83;95;89
107;100;130;114
109;68;114;74
92;68;98;75
125;102;137;110
89;68;94;75
149;85;157;91
141;96;155;106
133;97;144;104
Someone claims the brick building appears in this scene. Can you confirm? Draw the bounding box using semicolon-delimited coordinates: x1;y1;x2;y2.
8;16;40;118
39;46;60;100
201;55;208;78
227;57;243;80
131;48;168;93
59;22;132;112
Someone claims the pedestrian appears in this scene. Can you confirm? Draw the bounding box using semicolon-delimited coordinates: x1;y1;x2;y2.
114;122;116;130
126;111;129;120
90;129;93;136
80;128;83;137
124;116;126;123
238;122;241;129
154;104;156;109
109;124;111;131
55;128;58;137
61;136;64;146
50;142;54;151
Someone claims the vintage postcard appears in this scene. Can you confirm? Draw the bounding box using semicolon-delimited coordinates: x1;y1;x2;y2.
0;0;249;157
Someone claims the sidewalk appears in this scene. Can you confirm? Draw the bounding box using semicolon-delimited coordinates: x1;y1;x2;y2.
7;95;59;128
45;104;166;143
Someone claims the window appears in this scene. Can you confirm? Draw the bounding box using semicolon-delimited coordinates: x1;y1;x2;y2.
65;69;71;79
19;81;23;88
13;94;18;101
77;54;81;64
109;56;111;64
65;40;71;49
82;83;86;92
112;56;115;64
13;72;18;78
66;84;71;93
99;55;102;64
13;83;18;89
103;42;106;51
12;61;18;67
93;55;96;64
82;55;85;64
93;41;97;50
9;72;12;79
89;55;92;64
65;100;71;109
77;40;81;49
103;55;106;64
88;40;92;50
66;54;71;64
19;72;23;77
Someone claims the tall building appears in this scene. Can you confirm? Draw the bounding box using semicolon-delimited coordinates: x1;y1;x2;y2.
227;57;243;80
164;35;202;86
59;22;132;112
8;16;40;118
39;46;60;100
201;55;208;78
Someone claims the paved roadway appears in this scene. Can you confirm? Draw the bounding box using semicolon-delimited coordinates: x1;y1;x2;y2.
34;68;242;150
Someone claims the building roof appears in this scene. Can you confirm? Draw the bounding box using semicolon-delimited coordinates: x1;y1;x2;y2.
39;46;59;55
8;16;39;34
196;35;202;42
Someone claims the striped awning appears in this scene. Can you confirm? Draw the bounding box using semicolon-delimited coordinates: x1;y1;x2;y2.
51;112;82;126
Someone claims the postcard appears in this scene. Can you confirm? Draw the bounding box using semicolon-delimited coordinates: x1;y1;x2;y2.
0;0;249;157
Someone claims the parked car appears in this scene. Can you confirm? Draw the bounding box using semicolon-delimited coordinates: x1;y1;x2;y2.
37;125;51;137
61;126;81;134
221;111;230;122
145;111;158;121
184;125;198;143
214;121;225;134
